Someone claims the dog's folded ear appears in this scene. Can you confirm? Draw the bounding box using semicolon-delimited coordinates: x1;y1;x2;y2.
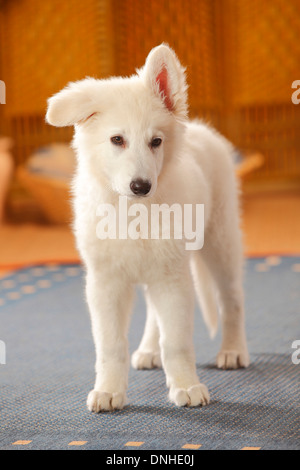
46;78;98;127
140;44;188;120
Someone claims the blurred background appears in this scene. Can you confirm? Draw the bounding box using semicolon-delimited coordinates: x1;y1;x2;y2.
0;0;300;271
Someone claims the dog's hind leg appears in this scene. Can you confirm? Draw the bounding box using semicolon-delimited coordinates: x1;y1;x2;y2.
131;286;162;369
201;215;250;370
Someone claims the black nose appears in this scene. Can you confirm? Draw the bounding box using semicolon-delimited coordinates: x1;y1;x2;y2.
130;179;152;196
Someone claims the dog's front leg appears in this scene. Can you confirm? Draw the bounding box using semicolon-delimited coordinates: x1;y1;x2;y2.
85;269;134;412
146;266;210;407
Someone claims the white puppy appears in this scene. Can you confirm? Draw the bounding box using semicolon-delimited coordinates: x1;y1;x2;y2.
46;44;249;412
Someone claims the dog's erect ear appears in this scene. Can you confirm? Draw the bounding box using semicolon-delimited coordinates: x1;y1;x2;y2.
140;44;188;120
46;78;99;127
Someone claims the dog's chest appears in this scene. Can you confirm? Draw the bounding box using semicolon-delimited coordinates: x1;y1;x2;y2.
82;232;184;284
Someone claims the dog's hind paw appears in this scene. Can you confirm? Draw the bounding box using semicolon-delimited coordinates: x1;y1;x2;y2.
169;383;210;407
217;350;250;369
87;390;126;412
131;350;162;369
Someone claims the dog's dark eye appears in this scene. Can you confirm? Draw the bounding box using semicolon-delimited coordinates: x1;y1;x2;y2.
111;136;124;146
151;137;162;148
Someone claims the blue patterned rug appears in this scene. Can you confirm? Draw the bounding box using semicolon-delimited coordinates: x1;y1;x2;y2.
0;257;299;450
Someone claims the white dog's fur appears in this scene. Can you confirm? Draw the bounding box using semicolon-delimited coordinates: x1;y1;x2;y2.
46;44;249;412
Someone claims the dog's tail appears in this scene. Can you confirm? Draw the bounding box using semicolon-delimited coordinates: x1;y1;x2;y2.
190;253;219;339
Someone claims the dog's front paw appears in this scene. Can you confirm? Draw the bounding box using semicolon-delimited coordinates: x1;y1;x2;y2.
217;349;250;369
169;383;210;407
131;349;162;369
87;390;126;412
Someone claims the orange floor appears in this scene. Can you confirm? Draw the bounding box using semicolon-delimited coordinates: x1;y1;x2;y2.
241;190;300;256
0;190;299;277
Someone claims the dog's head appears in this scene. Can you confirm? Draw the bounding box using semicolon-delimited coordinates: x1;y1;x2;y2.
46;44;188;198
